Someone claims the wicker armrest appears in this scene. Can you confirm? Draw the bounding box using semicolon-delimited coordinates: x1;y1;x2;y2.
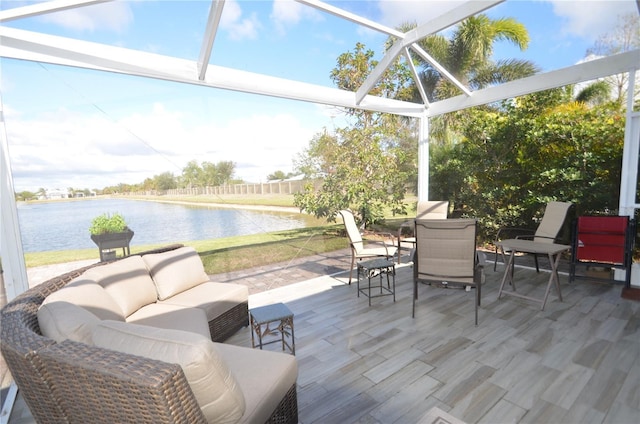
0;244;285;424
209;301;249;342
39;340;207;424
136;243;185;256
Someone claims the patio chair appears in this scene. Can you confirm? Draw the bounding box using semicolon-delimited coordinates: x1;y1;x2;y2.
494;201;574;272
570;215;636;287
397;200;449;263
412;219;484;325
339;209;397;284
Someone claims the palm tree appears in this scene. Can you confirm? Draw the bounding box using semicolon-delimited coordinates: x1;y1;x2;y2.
395;15;539;143
575;80;613;107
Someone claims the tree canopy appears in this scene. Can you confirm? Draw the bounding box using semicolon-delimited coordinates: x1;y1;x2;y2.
295;13;538;227
294;42;417;227
430;88;626;241
397;14;536;103
294;12;632;239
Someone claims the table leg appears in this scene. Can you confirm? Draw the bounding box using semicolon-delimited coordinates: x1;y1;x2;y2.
278;316;295;355
368;271;372;306
250;318;266;350
540;252;563;310
393;267;396;302
290;318;295;355
250;316;256;347
357;266;361;298
498;251;516;299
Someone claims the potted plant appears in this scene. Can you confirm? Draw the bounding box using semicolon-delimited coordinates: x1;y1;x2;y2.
89;212;134;261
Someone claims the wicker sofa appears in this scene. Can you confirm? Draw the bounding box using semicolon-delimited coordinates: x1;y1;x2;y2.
0;245;299;424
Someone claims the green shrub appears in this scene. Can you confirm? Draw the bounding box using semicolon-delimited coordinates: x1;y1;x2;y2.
89;212;128;235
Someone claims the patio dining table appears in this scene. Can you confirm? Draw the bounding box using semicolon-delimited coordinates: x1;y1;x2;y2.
496;238;571;310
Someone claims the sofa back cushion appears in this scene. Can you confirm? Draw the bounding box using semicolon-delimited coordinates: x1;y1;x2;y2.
37;301;100;344
142;246;210;300
92;321;246;424
43;278;125;321
83;256;158;317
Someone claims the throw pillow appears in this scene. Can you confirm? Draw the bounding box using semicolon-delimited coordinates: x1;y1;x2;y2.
92;321;245;424
37;301;100;344
142;246;209;300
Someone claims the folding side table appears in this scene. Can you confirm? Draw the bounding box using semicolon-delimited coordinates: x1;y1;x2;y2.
496;239;570;310
249;302;295;355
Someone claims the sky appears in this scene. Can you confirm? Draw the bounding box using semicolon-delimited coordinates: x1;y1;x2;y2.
1;0;638;192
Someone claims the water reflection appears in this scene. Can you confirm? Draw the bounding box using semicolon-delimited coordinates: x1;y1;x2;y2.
17;198;314;253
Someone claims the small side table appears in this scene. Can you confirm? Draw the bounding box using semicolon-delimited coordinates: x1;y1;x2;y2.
250;303;295;355
496;239;570;310
357;258;396;306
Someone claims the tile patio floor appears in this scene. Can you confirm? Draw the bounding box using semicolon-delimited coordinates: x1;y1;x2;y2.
4;249;639;423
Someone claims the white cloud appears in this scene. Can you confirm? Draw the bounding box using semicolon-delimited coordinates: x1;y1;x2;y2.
377;0;466;28
271;0;306;25
377;0;638;42
39;1;133;32
221;0;262;40
547;0;637;40
270;0;322;35
6;103;316;192
200;113;313;179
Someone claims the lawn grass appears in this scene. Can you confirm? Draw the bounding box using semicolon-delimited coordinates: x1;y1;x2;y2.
198;228;349;274
23;225;350;274
20;194;418;273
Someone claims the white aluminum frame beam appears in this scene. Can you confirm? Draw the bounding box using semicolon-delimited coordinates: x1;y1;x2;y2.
0;26;426;117
295;0;404;38
355;0;503;104
0;0;111;22
0;93;29;303
197;0;225;81
619;69;640;217
409;43;468;97
427;49;640;117
403;47;429;107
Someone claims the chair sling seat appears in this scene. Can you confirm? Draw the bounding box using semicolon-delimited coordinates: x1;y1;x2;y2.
339;209;397;284
413;218;483;325
494;201;573;272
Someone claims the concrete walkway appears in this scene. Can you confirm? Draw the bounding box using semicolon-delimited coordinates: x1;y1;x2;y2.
24;248;356;294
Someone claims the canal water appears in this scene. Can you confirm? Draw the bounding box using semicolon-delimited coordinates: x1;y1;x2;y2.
16;198;312;253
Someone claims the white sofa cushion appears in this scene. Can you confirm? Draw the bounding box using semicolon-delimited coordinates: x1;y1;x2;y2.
143;246;210;300
215;344;298;424
37;301;100;344
92;321;246;424
127;303;211;339
43;278;125;321
160;282;248;322
83;256;158;318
